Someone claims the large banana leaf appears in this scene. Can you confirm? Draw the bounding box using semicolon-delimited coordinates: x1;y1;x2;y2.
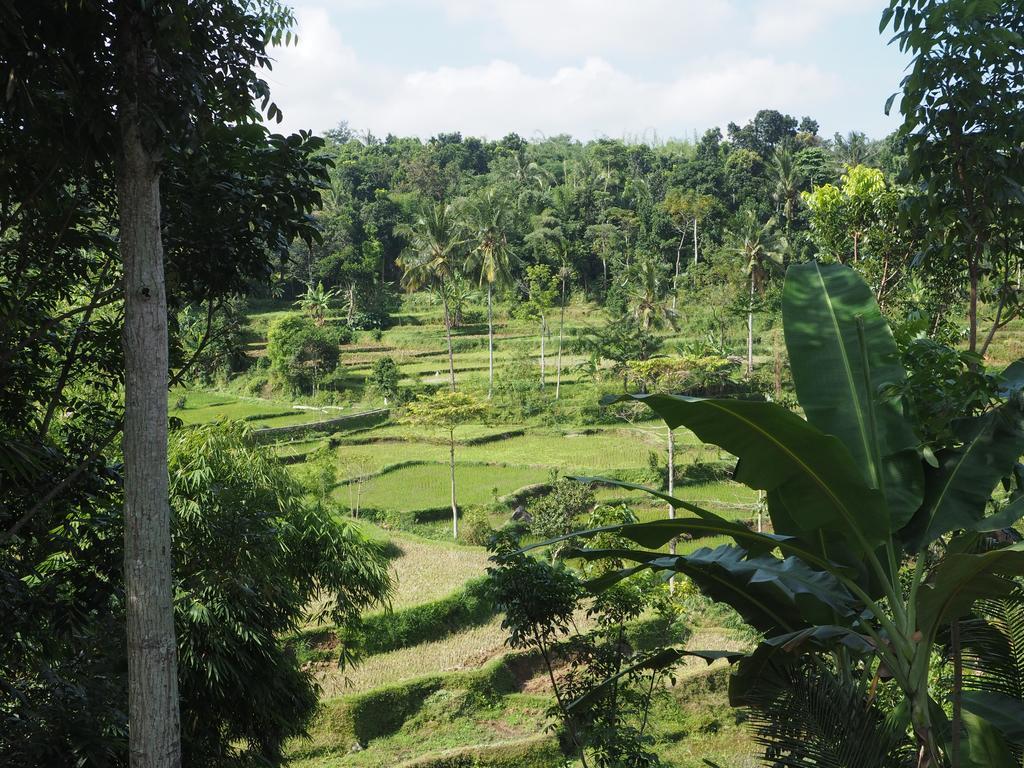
960;691;1024;744
905;401;1024;550
915;543;1024;641
604;393;886;553
782;261;923;529
569;544;857;635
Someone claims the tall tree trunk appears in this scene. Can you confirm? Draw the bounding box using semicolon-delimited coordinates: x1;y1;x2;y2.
539;315;546;390
118;10;181;768
487;283;494;399
672;234;683;310
667;427;676;592
746;275;755;376
692;217;699;266
440;278;456;391
449;428;458;539
555;281;565;400
968;254;980;354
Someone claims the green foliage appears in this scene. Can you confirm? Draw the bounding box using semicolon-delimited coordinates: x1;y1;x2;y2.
169;423;393;763
527;477;597;558
560;264;1024;764
405;391;489;431
369;355;402;403
266;313;349;395
393;735;562;768
346;577;496;657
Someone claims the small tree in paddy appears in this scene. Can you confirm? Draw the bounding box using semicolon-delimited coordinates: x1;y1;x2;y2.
404;391;488;538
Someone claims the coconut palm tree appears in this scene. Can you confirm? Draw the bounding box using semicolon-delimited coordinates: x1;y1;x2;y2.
727;209;783;375
769;147;803;236
623;252;677;332
459;188;519;398
397;202;465;391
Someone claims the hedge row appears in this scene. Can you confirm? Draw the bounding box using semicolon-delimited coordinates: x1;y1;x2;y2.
308;657;519;747
249;407;389;443
394;735;562;768
294;576;497;663
353;576;496;656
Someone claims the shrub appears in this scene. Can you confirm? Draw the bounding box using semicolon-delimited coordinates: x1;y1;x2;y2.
369;355;401;403
527;478;596;560
461;508;495;546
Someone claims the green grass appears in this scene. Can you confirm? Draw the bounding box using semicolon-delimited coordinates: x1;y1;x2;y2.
343;462;549;512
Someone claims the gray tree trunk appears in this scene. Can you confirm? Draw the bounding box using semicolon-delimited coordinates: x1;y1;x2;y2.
667;428;675;561
118;11;182;768
539;315;546;390
449;429;458;538
693;217;699;266
440;278;456;391
672;234;683;310
555;282;565;400
487;284;494;399
747;276;755;376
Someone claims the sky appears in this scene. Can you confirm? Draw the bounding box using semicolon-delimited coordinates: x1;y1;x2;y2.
265;0;911;143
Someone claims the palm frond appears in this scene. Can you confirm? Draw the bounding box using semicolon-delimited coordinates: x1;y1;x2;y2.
743;663;913;768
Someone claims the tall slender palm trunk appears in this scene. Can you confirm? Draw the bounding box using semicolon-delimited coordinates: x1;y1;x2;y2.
555;281;565;400
746;276;755;376
667;427;676;591
539;315;546;389
118;12;181;767
440;278;456;391
487;283;494;398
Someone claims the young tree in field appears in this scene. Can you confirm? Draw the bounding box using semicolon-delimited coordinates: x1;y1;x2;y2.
460;188;519;398
404;392;488;538
398;203;465;391
368;355;401;405
727;209;782;376
524;264;559;391
660;189;714;307
554;258;574;401
883;0;1024;354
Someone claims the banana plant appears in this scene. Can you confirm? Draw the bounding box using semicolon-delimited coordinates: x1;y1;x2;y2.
543;263;1024;767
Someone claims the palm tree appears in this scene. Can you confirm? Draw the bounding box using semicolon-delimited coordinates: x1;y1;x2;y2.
459;188;519;398
397;203;464;391
623;252;677;332
295;281;338;327
769;147;803;236
727;209;783;375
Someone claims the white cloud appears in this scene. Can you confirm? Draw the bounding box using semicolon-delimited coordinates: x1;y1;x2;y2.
268;6;841;140
436;0;738;58
750;0;880;46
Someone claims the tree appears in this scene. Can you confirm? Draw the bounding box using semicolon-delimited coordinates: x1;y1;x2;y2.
460;187;519;398
882;0;1024;354
527;478;597;562
368;355;401;404
768;147;803;236
660;188;714;308
524;264;559;391
404;391;488;538
398;203;465;391
266;314;344;396
726;209;782;375
622;252;676;333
